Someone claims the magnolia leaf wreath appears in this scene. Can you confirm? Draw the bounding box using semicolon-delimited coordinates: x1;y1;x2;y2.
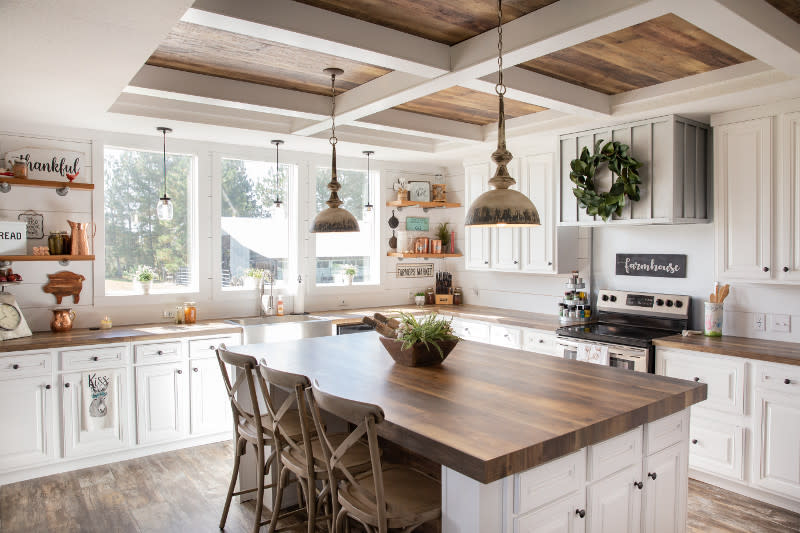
569;139;643;221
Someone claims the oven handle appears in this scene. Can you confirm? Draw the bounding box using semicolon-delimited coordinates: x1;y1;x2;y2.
555;338;648;358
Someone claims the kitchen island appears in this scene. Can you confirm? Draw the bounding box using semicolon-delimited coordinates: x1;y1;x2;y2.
233;331;707;533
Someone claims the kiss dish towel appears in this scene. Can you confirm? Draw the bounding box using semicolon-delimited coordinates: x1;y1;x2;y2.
576;343;610;366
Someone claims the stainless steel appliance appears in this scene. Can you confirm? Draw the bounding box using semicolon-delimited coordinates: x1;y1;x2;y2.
556;289;690;373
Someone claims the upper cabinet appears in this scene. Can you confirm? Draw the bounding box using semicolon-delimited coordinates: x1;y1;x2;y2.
713;103;800;284
559;115;711;227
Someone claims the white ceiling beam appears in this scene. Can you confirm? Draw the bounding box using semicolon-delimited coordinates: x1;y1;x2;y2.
355;109;485;143
671;0;800;77
462;67;612;118
185;0;450;78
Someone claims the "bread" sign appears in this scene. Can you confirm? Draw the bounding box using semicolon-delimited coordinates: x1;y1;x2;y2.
0;221;27;254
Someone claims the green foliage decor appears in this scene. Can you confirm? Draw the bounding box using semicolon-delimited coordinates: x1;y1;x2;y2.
396;313;459;358
132;265;156;282
569;139;643;221
436;222;451;248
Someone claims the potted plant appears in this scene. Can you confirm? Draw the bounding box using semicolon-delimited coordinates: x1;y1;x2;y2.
414;291;425;306
341;265;357;286
244;267;264;290
436;222;451;252
132;265;156;295
378;313;459;367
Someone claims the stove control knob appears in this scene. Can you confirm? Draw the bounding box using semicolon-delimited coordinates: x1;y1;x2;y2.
675;300;684;308
609;295;617;302
656;299;664;306
666;300;674;307
601;294;609;302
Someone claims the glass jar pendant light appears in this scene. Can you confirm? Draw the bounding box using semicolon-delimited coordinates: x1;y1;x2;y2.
271;139;284;209
310;67;360;233
464;0;540;228
156;126;174;222
363;150;374;212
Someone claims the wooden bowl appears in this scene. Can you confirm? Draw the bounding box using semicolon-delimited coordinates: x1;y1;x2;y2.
378;336;458;367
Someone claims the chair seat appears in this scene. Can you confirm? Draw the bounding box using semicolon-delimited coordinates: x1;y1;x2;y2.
281;433;372;478
338;464;441;529
238;411;306;443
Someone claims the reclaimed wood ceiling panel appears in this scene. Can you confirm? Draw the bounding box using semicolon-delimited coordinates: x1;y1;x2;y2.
519;14;754;95
766;0;800;24
393;86;546;125
146;22;391;95
294;0;559;45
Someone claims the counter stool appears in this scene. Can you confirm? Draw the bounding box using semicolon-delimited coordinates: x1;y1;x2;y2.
307;382;441;533
261;366;373;533
216;346;303;533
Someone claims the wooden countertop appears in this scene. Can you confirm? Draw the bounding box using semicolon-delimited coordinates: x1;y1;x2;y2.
234;332;706;483
654;334;800;366
0;320;242;353
312;304;562;331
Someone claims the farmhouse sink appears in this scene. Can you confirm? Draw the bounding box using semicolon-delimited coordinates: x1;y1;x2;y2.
226;315;334;344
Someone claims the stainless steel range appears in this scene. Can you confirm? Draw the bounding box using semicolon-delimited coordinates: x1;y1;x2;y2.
556;289;691;373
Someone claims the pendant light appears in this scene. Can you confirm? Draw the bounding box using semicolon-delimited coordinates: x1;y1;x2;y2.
156;126;174;222
464;0;540;227
362;150;374;212
271;139;284;209
310;68;360;233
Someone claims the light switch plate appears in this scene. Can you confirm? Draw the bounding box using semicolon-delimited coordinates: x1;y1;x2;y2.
752;313;766;332
772;314;791;332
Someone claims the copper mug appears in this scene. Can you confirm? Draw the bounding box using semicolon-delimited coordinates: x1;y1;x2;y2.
68;220;95;255
51;308;76;332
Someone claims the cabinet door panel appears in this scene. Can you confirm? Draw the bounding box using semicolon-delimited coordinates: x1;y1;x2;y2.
715;118;772;280
643;443;687;533
190;358;232;435
515;491;586;533
136;363;187;445
780;111;800;281
522;153;555;272
465;162;490;270
586;463;642;533
0;376;54;471
753;389;800;499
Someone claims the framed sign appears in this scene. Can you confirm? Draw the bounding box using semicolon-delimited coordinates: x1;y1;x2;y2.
405;216;429;231
616;254;686;278
4;147;83;181
407;181;431;202
396;263;434;278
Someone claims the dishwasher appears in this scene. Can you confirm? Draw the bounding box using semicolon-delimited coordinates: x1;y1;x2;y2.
336;322;374;335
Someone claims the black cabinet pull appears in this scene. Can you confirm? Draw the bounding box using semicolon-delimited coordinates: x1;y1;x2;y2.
575;509;586;518
634;481;643;489
763;266;770;272
12;364;19;369
64;383;71;388
691;439;698;444
784;266;790;272
693;377;700;382
648;472;657;480
785;378;792;385
45;384;51;390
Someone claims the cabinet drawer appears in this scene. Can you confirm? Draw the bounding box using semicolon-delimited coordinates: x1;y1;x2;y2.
60;345;129;371
754;361;800;394
0;352;52;379
522;329;557;356
515;449;586;515
451;319;489;343
588;426;642;481
689;417;744;480
188;335;240;359
658;349;746;415
134;341;182;364
645;409;688;455
490;325;522;348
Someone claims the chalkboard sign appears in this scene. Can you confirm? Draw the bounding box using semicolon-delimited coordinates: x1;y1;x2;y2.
405;216;429;231
616;254;686;278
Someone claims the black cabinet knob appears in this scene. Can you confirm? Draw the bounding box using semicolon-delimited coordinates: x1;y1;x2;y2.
12;364;19;369
513;260;519;264
785;378;792;385
784;267;790;272
693;377;700;382
64;383;71;388
575;509;586;518
45;384;51;390
538;339;544;343
763;266;770;272
91;356;99;361
176;369;183;374
692;439;698;444
157;350;164;355
648;472;657;480
484;261;489;265
193;367;199;372
634;481;643;489
209;345;216;351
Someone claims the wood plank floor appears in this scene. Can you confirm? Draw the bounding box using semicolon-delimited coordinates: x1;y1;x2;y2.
1;441;798;532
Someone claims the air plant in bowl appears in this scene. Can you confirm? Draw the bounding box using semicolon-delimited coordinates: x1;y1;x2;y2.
376;312;459;367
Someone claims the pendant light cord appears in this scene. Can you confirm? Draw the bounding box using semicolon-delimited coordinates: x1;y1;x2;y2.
162;129;167;197
329;72;337;145
275;141;280;200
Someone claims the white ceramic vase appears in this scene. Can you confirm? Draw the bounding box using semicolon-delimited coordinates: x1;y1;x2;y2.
135;279;153;295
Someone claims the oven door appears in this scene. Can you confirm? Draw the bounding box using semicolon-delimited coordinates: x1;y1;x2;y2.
555;337;649;373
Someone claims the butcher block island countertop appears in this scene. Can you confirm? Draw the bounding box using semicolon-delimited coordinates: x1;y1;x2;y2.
234;331;707;484
654;334;800;366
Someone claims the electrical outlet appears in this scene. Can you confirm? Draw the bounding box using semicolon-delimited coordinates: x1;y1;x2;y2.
408;290;416;301
162;309;175;319
752;312;766;332
772;314;791;333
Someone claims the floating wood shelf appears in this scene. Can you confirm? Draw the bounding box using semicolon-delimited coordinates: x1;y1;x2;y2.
387;252;462;259
386;200;461;209
0;177;94;190
0;255;95;262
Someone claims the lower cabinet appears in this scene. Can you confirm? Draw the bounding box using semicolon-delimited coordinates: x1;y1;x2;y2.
586;462;642;533
515;492;586;533
642;443;686;533
189;357;232;436
752;388;800;500
0;375;55;471
135;362;188;445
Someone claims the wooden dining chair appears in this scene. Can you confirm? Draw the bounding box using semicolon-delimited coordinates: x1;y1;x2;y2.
260;366;373;533
306;381;441;533
216;345;303;533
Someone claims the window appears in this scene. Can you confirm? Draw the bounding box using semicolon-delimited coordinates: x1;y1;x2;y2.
314;167;377;285
103;147;195;295
221;157;294;288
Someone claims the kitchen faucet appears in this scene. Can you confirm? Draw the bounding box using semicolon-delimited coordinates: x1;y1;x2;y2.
260;269;275;316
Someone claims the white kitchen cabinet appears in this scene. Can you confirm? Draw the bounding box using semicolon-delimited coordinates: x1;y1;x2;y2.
778;111;800;281
464;162;490;270
135;362;188;445
714;117;773;281
752;387;800;500
514;492;586;533
522;328;558;356
490;324;522;349
0;375;55;471
62;367;129;458
586;462;642;533
642;443;687;533
189;357;231;436
688;417;745;480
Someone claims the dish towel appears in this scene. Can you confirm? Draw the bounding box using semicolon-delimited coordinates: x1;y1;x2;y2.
576;343;610;366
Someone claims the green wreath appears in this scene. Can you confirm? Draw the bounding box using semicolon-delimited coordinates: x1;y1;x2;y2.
569;139;643;221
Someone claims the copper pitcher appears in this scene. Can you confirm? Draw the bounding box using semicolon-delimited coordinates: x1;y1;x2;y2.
68;220;95;255
51;308;76;332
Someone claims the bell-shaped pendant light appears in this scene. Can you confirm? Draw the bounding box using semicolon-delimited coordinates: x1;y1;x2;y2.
310;68;360;233
271;139;284;209
464;0;540;227
363;150;374;212
156;126;174;222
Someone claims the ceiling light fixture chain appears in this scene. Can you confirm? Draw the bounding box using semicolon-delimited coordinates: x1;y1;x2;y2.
496;0;505;95
156;126;174;222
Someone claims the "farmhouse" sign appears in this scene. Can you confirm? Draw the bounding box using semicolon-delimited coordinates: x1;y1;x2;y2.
4;147;83;181
615;253;687;278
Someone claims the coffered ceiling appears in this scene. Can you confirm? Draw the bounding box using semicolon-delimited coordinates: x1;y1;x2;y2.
766;0;800;24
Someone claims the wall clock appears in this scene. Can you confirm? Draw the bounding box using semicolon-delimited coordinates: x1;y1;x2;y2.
0;293;32;340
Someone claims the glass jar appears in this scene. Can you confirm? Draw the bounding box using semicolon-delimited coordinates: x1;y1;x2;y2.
12;159;27;179
183;302;197;324
453;287;463;305
175;304;185;324
425;287;435;305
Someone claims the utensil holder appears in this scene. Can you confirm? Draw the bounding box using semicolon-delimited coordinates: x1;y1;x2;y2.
704;302;723;336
